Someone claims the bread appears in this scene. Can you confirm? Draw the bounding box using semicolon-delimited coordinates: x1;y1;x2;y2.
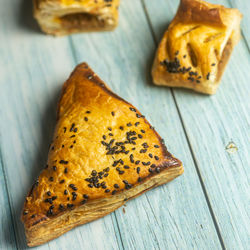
152;0;242;94
33;0;120;36
21;63;183;246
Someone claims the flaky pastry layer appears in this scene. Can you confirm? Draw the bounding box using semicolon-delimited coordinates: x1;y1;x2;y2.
33;0;120;35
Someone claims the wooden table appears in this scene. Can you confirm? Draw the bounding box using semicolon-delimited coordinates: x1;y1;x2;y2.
0;0;249;249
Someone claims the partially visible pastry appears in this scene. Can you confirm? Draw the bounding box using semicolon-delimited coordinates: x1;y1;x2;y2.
33;0;120;36
152;0;242;94
21;63;183;246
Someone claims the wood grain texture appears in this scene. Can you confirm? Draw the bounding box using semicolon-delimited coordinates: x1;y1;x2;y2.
69;0;222;249
0;153;17;250
0;0;122;249
143;0;250;249
229;0;250;47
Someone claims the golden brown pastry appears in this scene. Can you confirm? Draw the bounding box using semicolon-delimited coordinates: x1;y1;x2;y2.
152;0;242;94
21;63;183;246
33;0;120;35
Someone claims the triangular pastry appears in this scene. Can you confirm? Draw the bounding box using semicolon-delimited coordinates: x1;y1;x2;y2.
152;0;242;94
33;0;120;36
21;63;183;246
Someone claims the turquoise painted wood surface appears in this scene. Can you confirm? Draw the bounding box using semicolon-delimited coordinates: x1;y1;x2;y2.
0;0;249;250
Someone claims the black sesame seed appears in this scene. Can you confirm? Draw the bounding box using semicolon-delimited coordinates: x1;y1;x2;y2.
155;156;159;160
60;160;68;164
136;167;140;174
135;160;140;165
111;111;115;116
70;135;75;138
141;129;145;133
63;127;67;133
69;184;77;191
124;165;130;169
130;154;134;163
104;167;110;172
105;189;110;193
49;177;53;182
125;184;132;190
136;114;141;118
112;190;117;195
52;166;57;171
59;204;64;210
86;111;91;114
83;194;89;199
91;170;97;176
127;123;132;127
62;145;64;148
211;63;216;66
64;168;68;174
104;173;109;177
108;127;112;131
81;199;87;204
88;184;93;188
148;168;153;173
70;145;73;148
109;133;113;136
67;204;74;209
175;50;179;55
84;117;88;121
206;72;210;80
151;164;156;168
155;167;161;173
73;128;77;133
123;180;128;184
114;184;119;189
119;126;124;130
103;135;106;140
23;211;28;215
138;134;143;139
138;177;142;182
52;196;57;200
154;145;160;148
142;161;151;166
47;191;51;196
31;214;36;218
64;190;68;195
135;122;140;126
70;123;75;132
59;179;65;184
149;153;153;158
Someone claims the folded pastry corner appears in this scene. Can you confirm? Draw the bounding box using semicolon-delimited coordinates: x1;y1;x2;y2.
33;0;120;36
21;63;183;246
152;0;242;94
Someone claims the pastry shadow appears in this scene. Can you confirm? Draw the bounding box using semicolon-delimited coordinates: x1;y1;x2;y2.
18;0;40;33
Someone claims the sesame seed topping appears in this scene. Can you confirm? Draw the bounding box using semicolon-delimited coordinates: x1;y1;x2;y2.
60;160;68;164
111;111;115;116
64;168;68;174
112;190;117;195
52;166;57;171
64;190;68;195
155;156;159;160
136;167;140;174
114;184;119;189
59;179;65;184
47;191;51;196
86;111;91;114
154;145;160;148
49;177;53;182
141;129;145;133
105;189;110;193
83;194;89;199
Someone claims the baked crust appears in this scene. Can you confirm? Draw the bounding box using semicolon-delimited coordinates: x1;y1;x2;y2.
33;0;120;35
21;63;183;246
152;0;242;94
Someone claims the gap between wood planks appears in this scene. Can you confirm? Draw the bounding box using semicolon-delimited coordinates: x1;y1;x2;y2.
140;0;231;249
0;147;19;250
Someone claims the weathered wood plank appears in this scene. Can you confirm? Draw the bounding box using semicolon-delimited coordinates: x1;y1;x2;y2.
143;0;250;249
0;154;17;250
229;0;250;47
70;0;222;249
0;0;122;249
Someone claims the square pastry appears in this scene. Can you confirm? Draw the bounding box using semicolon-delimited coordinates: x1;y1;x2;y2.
33;0;120;36
152;0;242;94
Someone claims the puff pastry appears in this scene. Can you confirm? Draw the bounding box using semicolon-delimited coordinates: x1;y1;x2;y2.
33;0;120;35
21;63;183;246
152;0;242;94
